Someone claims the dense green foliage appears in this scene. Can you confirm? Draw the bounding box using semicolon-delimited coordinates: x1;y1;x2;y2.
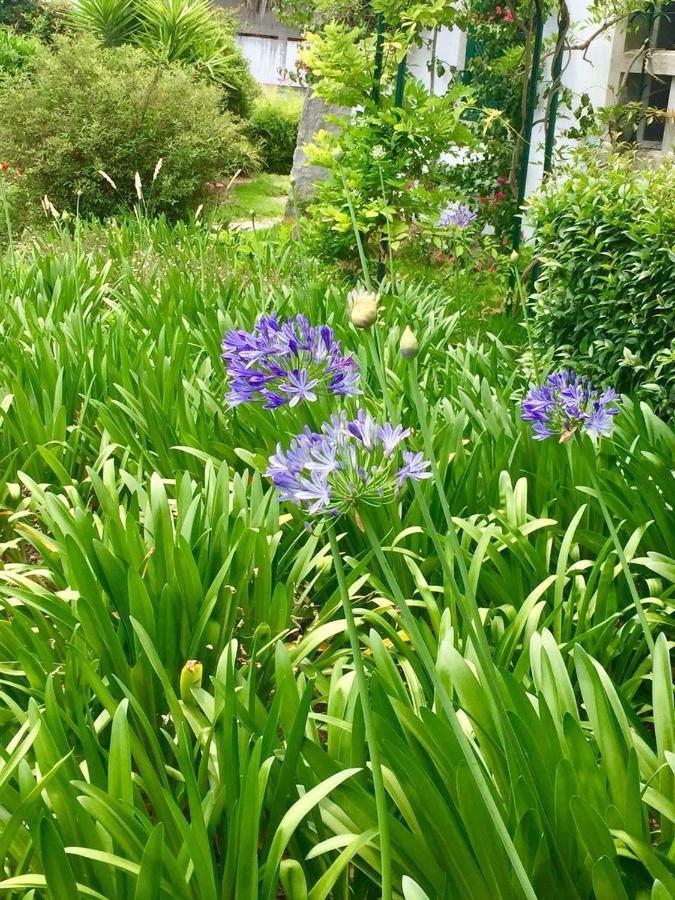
69;0;257;116
0;0;36;29
0;24;40;76
528;154;675;417
0;217;671;897
0;36;259;222
250;90;303;174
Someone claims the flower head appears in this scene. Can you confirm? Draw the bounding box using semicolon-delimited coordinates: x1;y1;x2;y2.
267;410;430;516
437;203;478;228
521;371;620;441
399;325;419;359
348;290;379;329
222;314;360;409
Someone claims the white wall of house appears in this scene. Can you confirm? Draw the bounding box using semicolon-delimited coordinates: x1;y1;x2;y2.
219;1;302;87
224;0;673;194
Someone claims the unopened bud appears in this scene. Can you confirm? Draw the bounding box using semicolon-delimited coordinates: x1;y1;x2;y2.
348;290;379;329
180;659;203;703
399;325;419;358
509;249;519;263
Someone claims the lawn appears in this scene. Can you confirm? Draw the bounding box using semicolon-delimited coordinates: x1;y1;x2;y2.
224;173;291;223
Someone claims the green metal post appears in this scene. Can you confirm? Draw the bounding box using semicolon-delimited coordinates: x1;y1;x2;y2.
371;13;385;103
511;0;544;251
543;4;569;174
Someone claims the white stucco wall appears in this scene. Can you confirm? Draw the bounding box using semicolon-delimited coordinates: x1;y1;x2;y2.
408;27;467;95
525;2;619;196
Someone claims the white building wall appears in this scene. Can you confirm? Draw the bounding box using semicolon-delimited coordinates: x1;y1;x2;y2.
408;28;467;95
234;34;301;86
525;3;618;196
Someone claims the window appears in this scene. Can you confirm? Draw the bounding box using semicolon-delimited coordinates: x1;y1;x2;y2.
618;3;675;151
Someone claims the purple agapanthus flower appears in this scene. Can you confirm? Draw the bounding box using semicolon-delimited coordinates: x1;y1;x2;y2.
267;409;431;516
521;370;620;441
222;314;360;409
437;203;478;229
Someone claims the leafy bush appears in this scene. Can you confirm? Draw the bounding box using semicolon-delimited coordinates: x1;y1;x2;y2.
0;0;35;29
250;90;303;173
528;154;675;417
69;0;258;116
0;35;259;221
0;23;40;76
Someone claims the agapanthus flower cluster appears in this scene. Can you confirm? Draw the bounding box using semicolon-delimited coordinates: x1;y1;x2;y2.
267;410;431;516
222;314;360;409
437;203;478;229
521;370;620;441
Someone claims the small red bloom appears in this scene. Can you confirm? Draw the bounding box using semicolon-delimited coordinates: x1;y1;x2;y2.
496;6;502;13
496;175;509;185
479;195;488;203
504;9;514;20
1;162;8;172
494;191;506;201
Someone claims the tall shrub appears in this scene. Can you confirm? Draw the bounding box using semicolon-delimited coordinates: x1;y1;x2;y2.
69;0;258;116
0;35;259;221
527;154;675;416
250;90;303;173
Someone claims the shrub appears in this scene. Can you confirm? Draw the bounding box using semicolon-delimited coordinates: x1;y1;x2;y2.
0;35;259;221
68;0;258;117
250;90;303;173
527;154;675;416
0;24;40;77
0;0;35;29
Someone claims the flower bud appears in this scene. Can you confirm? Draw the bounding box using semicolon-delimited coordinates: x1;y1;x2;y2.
399;325;419;359
348;290;379;329
180;659;203;703
509;249;519;263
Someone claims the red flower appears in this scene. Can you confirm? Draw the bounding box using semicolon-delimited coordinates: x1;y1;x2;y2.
496;175;509;185
479;195;488;203
494;191;506;201
504;9;514;21
496;5;502;13
1;162;8;172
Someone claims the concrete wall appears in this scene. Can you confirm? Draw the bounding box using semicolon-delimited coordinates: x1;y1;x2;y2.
218;1;302;86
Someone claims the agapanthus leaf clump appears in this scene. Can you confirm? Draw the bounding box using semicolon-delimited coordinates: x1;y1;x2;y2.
222;314;360;409
267;410;431;516
437;203;478;229
521;370;620;441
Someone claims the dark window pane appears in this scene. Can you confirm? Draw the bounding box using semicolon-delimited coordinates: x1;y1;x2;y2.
624;11;650;49
655;1;675;49
643;75;670;141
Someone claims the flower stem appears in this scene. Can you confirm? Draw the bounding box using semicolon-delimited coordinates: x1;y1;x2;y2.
513;269;540;383
588;469;655;655
327;525;392;900
339;167;372;291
